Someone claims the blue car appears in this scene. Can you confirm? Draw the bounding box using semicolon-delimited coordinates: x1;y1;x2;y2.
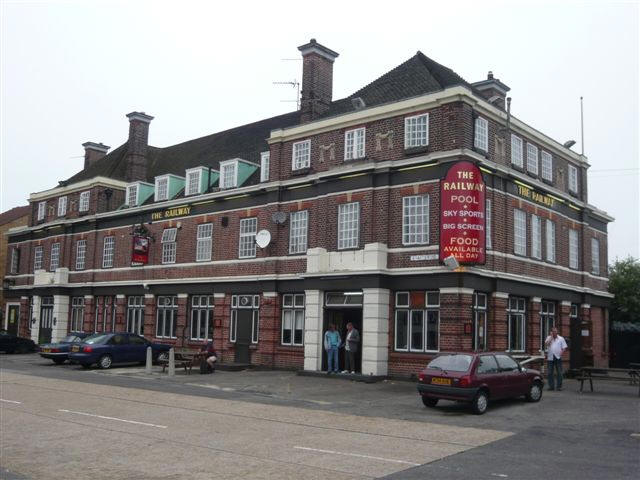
39;333;90;364
68;333;172;369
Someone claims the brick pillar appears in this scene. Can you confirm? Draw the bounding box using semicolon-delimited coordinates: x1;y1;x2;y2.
559;301;571;365
144;294;155;340
213;293;228;363
581;303;593;366
115;295;126;332
176;294;189;347
529;297;542;354
19;296;30;338
489;292;508;351
439;288;474;352
259;292;278;368
83;295;94;333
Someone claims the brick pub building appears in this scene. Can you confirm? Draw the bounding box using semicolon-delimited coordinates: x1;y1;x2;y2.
3;40;612;376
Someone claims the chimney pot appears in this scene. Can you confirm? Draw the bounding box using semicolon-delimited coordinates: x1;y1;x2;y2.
488;71;494;79
297;39;339;123
125;111;153;182
82;142;110;169
472;72;510;110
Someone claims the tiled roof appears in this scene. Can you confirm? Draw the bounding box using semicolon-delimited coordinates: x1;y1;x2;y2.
0;205;30;226
63;51;470;187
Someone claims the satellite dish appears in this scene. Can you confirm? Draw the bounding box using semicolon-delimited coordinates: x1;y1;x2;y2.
271;211;288;224
255;230;272;248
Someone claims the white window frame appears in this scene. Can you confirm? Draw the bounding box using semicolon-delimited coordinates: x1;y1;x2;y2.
569;229;579;270
229;295;260;344
70;297;85;333
546;219;556;263
281;294;305;346
37;201;46;221
539;301;556;352
404;113;429;148
75;239;87;270
239;217;257;258
289;210;308;254
190;295;214;341
260;152;270;182
126;184;138;206
337;202;360;250
196;223;213;262
292;140;311;170
156;296;177;339
161;228;177;264
50;243;60;271
591;237;600;275
219;160;238;189
102;236;115;268
514;209;527;256
473;293;488;351
486;199;492;249
79;191;90;212
507;297;526;352
531;214;542;259
568;164;579;193
526;143;539;175
474;117;488;151
155;176;169;201
185;169;202;196
344;127;365;160
395;291;440;353
402;195;429;245
57;196;67;216
511;134;523;168
34;246;43;271
541;151;553;181
126;296;145;335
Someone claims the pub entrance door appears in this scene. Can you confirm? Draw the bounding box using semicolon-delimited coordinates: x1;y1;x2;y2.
6;304;20;336
39;297;54;344
321;292;364;373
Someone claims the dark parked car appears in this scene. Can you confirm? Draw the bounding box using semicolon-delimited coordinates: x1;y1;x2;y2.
39;333;90;364
417;352;543;414
68;333;171;369
0;330;37;354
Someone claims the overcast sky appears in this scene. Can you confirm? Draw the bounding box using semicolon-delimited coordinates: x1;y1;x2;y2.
1;0;638;261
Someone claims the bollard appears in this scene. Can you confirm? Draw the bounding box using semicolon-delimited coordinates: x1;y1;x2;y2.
168;347;175;376
145;346;152;374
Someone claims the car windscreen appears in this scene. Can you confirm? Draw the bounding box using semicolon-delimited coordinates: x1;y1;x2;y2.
61;335;81;343
83;334;110;345
427;354;473;372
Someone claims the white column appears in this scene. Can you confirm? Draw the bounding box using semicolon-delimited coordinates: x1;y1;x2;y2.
51;295;70;342
31;296;41;343
361;288;390;376
303;290;324;371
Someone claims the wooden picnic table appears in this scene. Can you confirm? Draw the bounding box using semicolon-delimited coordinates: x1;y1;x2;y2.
158;349;205;374
577;366;640;396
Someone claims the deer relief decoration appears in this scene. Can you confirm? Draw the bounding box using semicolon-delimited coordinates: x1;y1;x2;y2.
319;143;335;163
375;131;394;151
494;135;505;162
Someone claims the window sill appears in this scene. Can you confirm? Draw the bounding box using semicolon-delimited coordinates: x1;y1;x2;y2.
511;164;525;173
526;171;538;179
291;167;311;177
473;147;488;157
404;145;429;156
541;178;554;186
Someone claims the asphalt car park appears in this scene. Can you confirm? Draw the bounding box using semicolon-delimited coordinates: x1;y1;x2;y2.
1;353;638;479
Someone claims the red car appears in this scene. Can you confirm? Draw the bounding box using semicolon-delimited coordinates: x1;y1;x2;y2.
417;352;543;414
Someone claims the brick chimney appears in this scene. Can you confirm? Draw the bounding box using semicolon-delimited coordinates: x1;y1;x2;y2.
298;39;339;123
82;142;110;169
125;111;153;182
471;71;510;110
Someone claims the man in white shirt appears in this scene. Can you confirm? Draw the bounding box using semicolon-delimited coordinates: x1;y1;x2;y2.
545;327;568;391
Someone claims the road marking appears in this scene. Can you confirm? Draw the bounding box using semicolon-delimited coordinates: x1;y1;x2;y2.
294;446;420;466
0;399;22;404
58;409;167;429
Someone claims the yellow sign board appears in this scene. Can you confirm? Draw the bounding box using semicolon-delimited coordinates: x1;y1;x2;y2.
151;206;192;221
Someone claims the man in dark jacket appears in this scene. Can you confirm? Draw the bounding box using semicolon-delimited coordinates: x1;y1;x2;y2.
200;341;217;373
342;322;360;374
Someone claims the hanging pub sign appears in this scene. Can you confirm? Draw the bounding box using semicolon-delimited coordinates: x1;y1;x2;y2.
440;161;486;265
131;235;150;265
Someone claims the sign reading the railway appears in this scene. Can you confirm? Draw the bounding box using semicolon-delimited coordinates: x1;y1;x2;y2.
151;205;192;221
440;161;486;265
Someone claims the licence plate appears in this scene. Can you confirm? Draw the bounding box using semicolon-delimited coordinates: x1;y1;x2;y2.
42;348;51;353
431;377;451;386
72;346;80;352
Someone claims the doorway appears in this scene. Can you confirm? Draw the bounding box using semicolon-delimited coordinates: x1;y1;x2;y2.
6;304;20;336
39;297;54;344
322;308;363;373
234;310;253;363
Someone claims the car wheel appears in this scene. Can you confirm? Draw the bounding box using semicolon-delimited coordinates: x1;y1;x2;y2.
526;381;543;402
53;358;66;365
421;396;439;408
98;354;113;369
471;390;489;415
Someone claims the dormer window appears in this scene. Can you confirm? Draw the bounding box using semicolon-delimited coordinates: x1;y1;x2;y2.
155;176;169;201
260;152;270;182
57;196;67;216
126;184;138;206
186;169;201;196
220;160;238;189
292;140;311;170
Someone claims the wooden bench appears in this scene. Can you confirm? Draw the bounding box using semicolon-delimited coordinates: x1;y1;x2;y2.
577;367;640;396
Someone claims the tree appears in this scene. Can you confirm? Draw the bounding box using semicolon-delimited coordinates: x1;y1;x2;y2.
608;257;640;324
